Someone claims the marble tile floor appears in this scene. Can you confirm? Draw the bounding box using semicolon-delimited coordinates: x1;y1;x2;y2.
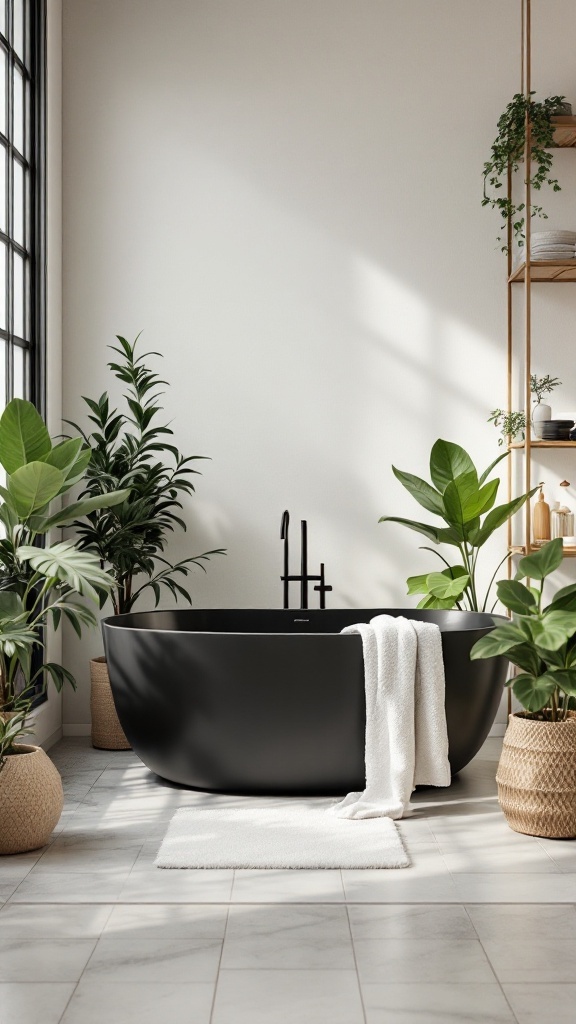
1;736;576;1023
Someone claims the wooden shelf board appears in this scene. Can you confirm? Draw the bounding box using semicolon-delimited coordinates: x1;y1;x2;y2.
510;261;576;283
509;545;576;558
551;117;576;148
509;440;576;449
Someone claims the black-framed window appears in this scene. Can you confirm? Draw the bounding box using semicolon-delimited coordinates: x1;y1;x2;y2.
0;0;45;417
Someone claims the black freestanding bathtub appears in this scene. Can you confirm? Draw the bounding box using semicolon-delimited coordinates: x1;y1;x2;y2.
102;608;507;794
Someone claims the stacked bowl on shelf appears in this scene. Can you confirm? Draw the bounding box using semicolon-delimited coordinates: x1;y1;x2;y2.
540;419;574;441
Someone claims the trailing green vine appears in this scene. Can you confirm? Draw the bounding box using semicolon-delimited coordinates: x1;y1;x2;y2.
482;92;565;251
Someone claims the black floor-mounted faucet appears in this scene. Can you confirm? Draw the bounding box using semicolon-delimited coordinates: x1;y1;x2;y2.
280;510;332;609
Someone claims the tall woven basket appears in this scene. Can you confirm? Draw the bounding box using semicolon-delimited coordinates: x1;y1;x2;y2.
0;745;64;854
497;712;576;838
90;657;131;750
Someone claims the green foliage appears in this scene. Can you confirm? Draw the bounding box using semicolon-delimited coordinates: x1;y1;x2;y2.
0;398;124;755
379;440;538;612
482;92;565;251
68;335;225;615
530;374;562;405
471;539;576;721
488;410;526;447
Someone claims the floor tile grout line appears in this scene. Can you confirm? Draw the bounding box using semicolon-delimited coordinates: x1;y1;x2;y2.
345;902;368;1024
461;904;521;1024
209;890;232;1024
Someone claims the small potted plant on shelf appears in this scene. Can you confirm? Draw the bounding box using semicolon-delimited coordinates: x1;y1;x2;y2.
489;374;562;443
482;92;566;252
379;439;538;612
470;538;576;838
530;373;562;437
0;398;123;854
68;335;225;750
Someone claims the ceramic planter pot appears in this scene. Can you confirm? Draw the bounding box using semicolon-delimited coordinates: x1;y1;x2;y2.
0;744;64;854
497;711;576;838
532;402;551;438
90;657;131;750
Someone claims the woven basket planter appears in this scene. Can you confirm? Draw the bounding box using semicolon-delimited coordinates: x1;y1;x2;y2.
90;657;131;750
0;745;64;855
496;711;576;838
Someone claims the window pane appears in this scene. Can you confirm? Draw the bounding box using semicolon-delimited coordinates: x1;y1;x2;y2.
0;3;5;39
0;46;5;137
13;0;24;63
12;157;23;245
0;339;5;415
0;144;5;233
13;344;25;399
0;240;5;330
13;65;23;153
13;250;23;337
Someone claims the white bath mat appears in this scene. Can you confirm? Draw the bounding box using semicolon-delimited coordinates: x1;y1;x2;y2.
155;804;409;869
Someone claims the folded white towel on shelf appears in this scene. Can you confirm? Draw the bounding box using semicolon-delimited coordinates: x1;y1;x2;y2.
328;615;450;820
530;251;576;260
532;229;576;242
531;244;576;253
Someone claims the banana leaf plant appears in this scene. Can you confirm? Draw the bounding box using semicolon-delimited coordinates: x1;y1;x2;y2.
379;439;539;612
470;539;576;721
0;398;127;752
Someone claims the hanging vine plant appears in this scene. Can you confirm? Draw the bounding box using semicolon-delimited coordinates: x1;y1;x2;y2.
482;92;566;252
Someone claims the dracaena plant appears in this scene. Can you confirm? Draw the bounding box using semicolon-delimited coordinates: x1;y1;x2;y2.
379;440;538;613
0;398;126;760
470;539;576;721
68;335;225;616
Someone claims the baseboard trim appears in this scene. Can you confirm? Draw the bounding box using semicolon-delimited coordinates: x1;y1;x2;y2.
63;724;91;736
41;726;63;751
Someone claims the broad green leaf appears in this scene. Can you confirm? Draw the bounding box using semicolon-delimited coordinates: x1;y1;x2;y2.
516;538;564;582
512;672;557;713
40;437;84;474
36;488;131;532
496;579;537;615
504;642;543;676
0;399;51;474
478;449;509;487
60;447;92;488
443;471;480;529
470;487;540;548
429;440;476;494
7;462;65;518
406;574;428;596
470;622;529;659
0;592;25;622
378;516;455;545
528;611;576;651
548;583;576;613
392;467;444;516
16;542;115;603
426;570;470;600
544;669;576;697
416;593;457;610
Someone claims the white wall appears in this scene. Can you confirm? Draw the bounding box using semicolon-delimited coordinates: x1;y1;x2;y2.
61;0;576;728
31;0;63;748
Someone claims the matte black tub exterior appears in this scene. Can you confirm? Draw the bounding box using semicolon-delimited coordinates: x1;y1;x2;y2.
102;608;507;795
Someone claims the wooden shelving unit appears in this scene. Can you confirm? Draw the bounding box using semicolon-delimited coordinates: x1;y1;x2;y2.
506;0;576;565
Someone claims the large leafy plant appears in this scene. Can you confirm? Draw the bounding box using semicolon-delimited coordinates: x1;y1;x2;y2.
379;440;538;612
0;398;125;762
471;539;576;721
68;335;224;616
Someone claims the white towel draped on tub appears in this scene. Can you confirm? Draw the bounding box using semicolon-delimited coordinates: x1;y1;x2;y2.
329;615;451;820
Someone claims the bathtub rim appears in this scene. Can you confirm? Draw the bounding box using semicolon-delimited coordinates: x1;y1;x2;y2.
102;607;508;637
